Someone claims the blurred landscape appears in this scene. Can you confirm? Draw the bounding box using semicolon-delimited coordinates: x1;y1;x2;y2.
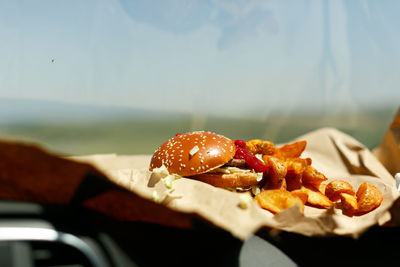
0;98;397;156
1;2;399;158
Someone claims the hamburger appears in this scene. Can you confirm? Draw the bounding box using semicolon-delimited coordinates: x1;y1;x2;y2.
149;131;270;188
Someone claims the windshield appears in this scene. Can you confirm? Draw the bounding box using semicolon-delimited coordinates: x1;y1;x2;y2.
0;1;399;155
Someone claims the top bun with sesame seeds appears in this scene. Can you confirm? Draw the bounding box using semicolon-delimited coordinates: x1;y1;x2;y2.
150;131;236;177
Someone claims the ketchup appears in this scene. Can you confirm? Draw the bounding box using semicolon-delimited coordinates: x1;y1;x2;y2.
234;139;247;148
234;140;268;173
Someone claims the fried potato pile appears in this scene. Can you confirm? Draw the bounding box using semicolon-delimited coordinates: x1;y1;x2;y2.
245;139;383;216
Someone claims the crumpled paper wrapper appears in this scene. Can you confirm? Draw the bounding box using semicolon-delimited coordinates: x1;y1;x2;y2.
1;111;399;241
71;127;399;240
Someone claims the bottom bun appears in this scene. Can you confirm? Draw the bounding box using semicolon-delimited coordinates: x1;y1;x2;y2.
191;171;261;188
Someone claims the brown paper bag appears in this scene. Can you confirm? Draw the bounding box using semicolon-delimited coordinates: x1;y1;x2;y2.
72;127;399;240
373;108;400;176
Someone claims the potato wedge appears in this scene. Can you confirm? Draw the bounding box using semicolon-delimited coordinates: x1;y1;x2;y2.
263;176;287;190
302;165;328;187
325;180;355;202
246;139;275;155
340;193;358;216
301;185;333;208
285;158;310;191
255;189;304;214
356;182;383;214
274;140;307;158
315;183;327;195
263;156;288;186
285;173;302;191
286;157;311;174
290;189;308;205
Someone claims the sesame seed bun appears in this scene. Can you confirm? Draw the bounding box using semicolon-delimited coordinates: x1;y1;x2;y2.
149;131;236;177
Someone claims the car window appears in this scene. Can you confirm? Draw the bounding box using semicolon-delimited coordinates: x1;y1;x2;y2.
0;1;399;155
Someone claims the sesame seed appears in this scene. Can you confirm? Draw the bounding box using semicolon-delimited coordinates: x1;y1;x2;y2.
189;145;199;157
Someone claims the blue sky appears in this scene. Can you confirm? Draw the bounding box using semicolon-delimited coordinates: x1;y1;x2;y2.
0;0;399;118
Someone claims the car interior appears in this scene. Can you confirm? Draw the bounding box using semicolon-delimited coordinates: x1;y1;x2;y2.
1;1;400;266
